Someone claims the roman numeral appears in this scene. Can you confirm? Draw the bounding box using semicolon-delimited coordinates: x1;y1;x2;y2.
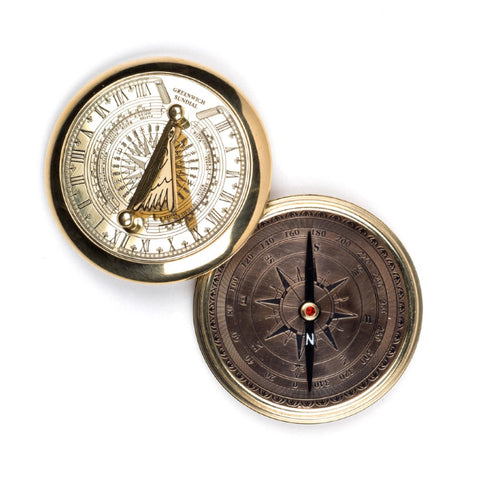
77;198;92;209
94;218;105;230
190;226;202;241
219;190;234;203
70;175;84;186
112;88;128;106
94;104;110;119
112;229;122;246
140;239;150;253
112;229;130;249
206;208;222;225
226;169;239;178
134;82;151;97
120;234;130;249
80;129;94;139
214;120;230;133
71;149;85;163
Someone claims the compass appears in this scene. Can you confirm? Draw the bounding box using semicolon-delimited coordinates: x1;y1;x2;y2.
194;195;422;423
47;58;271;282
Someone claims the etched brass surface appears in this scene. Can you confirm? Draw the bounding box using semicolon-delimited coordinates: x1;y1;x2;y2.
194;195;422;423
47;58;271;282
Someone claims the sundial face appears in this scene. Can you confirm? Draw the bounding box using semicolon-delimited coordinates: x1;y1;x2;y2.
47;59;271;282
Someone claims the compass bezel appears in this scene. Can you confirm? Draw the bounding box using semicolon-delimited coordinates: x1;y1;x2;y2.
194;195;422;423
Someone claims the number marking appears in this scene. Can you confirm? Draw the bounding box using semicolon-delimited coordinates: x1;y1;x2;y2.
77;198;92;210
190;226;203;242
206;208;222;225
219;191;234;203
226;169;240;178
71;149;85;163
80;129;94;139
140;239;150;253
70;175;84;187
134;82;151;97
94;104;110;119
112;88;128;106
215;120;230;133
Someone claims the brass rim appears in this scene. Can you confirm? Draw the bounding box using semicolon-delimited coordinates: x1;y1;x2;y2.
46;57;271;282
194;194;422;423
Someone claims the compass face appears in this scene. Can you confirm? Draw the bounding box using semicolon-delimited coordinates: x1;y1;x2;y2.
194;195;422;423
47;59;271;282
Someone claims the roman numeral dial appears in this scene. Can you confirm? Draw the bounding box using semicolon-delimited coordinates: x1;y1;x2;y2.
49;58;270;282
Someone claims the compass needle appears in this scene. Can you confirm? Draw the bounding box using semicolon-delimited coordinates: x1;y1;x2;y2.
302;231;319;392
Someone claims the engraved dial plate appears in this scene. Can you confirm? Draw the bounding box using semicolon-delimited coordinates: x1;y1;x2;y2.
194;195;421;423
47;59;271;282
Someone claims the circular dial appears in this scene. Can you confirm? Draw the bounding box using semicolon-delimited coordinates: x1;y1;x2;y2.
194;195;422;423
47;59;271;282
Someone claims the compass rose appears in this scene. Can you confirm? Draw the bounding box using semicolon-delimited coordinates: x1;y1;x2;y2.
256;258;357;361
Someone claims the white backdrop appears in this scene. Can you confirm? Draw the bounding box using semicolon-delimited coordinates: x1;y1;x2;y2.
1;1;478;479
